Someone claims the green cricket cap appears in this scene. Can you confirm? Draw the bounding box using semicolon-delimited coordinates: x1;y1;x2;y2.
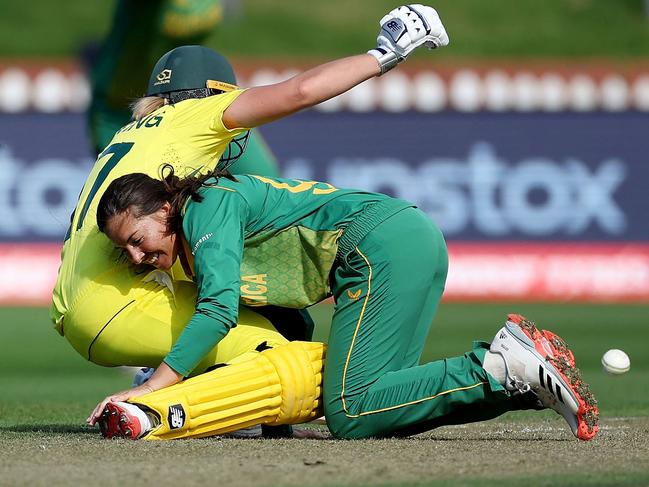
146;45;237;96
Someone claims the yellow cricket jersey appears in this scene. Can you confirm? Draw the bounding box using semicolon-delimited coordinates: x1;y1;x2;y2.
50;90;248;334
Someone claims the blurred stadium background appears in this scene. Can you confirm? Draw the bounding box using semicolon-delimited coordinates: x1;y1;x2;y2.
1;0;648;437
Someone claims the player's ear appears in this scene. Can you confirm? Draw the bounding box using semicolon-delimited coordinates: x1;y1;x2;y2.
157;201;173;227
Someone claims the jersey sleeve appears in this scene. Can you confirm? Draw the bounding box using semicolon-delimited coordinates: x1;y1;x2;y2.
163;187;249;376
167;89;250;153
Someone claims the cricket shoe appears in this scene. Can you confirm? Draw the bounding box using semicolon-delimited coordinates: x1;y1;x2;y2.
98;402;151;440
490;314;599;441
508;314;576;367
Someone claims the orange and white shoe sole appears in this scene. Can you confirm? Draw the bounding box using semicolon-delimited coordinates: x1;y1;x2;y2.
507;313;599;441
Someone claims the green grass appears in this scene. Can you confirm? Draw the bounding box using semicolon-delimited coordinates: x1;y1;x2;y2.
2;0;649;59
1;304;648;487
1;303;647;428
0;307;127;426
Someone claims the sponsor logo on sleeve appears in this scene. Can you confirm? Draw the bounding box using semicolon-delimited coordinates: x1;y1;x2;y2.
192;233;214;255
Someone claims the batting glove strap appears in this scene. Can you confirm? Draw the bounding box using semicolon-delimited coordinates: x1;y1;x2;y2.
367;47;401;75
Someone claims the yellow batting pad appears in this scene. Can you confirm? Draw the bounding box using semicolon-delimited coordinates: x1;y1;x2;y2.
130;341;325;440
265;340;325;425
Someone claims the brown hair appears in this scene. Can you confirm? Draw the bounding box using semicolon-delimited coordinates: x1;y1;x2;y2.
96;164;236;235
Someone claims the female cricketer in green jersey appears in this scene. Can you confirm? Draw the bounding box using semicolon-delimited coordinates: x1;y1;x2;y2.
86;4;598;442
91;168;598;441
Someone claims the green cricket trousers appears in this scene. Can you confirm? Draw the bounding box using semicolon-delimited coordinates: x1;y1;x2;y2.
324;203;530;439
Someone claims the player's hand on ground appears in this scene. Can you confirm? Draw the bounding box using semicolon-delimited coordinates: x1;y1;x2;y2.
86;384;153;426
369;4;449;73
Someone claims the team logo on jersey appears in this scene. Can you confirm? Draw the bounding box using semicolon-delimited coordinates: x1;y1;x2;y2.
347;288;363;300
168;404;186;429
154;69;173;86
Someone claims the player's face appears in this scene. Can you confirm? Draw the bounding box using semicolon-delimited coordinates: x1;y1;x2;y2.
105;203;178;270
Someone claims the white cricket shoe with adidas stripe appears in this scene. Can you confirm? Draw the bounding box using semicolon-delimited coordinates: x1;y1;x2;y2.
489;314;599;441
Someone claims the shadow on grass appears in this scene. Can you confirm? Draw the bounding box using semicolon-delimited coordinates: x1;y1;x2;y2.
0;424;96;435
420;435;572;442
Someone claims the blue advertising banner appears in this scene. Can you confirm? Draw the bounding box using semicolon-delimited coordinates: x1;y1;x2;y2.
262;112;649;242
0;113;92;241
0;111;647;242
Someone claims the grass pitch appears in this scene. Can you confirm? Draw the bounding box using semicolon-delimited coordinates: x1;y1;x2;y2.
1;303;648;486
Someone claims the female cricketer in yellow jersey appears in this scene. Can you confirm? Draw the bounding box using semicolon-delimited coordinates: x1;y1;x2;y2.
51;55;294;373
57;0;301;377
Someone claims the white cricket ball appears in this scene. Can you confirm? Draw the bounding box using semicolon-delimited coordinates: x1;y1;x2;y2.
601;349;631;375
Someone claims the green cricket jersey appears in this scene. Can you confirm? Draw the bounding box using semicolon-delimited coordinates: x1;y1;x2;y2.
165;174;408;375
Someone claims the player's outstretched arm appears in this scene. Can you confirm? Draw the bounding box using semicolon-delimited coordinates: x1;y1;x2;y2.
223;4;449;129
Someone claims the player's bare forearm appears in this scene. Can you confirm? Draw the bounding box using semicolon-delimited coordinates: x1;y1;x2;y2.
223;5;449;129
224;54;380;128
146;361;184;390
290;54;381;109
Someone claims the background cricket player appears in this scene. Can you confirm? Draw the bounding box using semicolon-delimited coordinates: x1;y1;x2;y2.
87;0;280;176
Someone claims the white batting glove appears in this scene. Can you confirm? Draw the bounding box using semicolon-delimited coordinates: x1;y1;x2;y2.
368;4;449;74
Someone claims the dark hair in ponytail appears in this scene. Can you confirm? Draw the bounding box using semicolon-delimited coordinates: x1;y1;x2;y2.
97;164;235;235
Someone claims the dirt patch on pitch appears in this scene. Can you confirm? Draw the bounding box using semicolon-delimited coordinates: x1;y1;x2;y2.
1;416;648;487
